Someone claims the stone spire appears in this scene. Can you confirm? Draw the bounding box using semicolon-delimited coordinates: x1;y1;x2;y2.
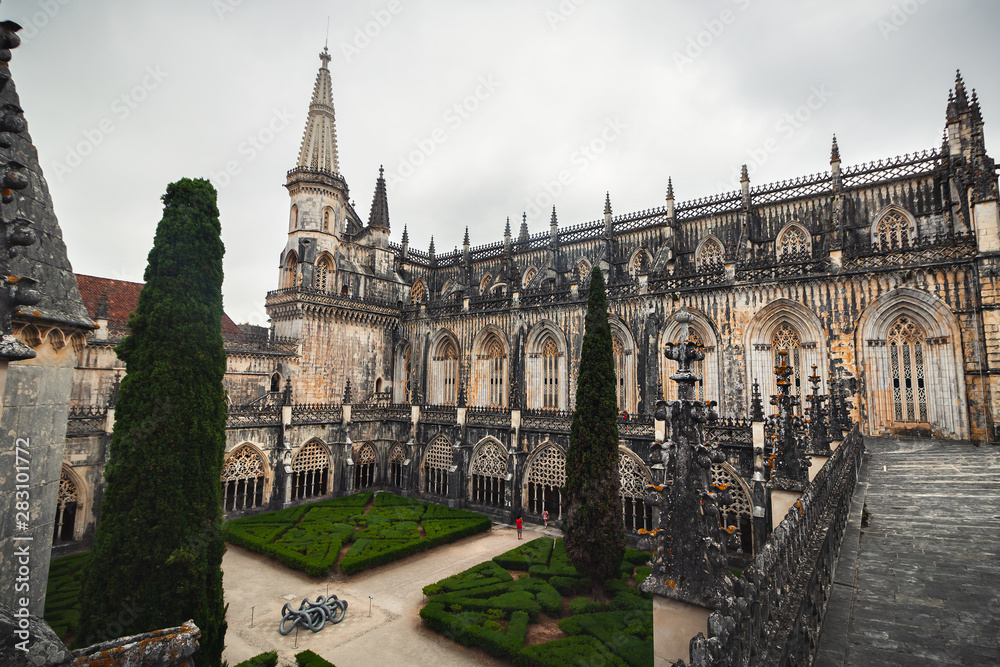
519;213;529;242
665;177;676;225
296;46;340;174
830;134;840;164
367;166;389;229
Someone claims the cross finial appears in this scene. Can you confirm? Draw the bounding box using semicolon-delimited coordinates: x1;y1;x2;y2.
319;46;332;69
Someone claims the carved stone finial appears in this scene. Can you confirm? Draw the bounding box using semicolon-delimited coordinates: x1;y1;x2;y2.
805;364;832;456
640;312;731;609
767;350;809;489
750;378;764;422
343;378;352;404
282;378;293;406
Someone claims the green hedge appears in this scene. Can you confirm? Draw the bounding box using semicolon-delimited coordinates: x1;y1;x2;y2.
419;603;529;661
518;635;629;667
223;492;489;576
557;610;652;667
528;538;579;579
422;561;513;596
294;649;337;667
233;651;278;667
43;551;90;644
492;536;553;570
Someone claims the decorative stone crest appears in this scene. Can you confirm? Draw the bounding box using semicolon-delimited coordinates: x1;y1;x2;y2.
805;365;832;456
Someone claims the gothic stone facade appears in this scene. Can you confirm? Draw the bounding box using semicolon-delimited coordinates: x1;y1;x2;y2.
57;58;999;555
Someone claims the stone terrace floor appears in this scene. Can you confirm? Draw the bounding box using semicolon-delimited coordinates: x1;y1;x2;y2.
815;436;1000;666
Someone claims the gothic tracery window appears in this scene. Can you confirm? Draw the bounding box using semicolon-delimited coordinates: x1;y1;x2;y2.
613;333;630;412
389;443;406;487
542;337;560;410
523;267;537;288
432;338;459;405
282;252;298;289
699;238;723;270
470;440;507;507
772;322;803;405
576;260;591;284
620;451;653;532
711;463;753;554
689;330;706;402
629;250;651;278
54;470;78;542
354;443;377;489
291;441;329;500
315;255;333;292
887;315;927;423
483;336;507;407
423;435;453;496
877;210;910;249
526;446;566;520
410;279;426;304
221;445;267;512
480;274;492;294
778;226;809;258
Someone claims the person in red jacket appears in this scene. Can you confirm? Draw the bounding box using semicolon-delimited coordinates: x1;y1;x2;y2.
515;516;523;539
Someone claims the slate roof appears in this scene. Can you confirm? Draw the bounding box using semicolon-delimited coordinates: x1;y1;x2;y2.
75;274;243;338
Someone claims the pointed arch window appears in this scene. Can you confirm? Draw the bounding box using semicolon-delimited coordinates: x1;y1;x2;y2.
542;337;560;410
389;443;406;487
526;446;566;519
323;207;332;233
315;255;333;292
887;315;927;423
485;337;506;407
291;441;330;500
773;322;803;407
629;250;651;278
221;445;267;512
470;440;507;507
688;330;706;402
698;238;724;270
523;267;537;288
394;343;412;403
423;435;452;496
54;470;78;542
619;451;653;532
778;226;809;259
613;333;629;412
281;252;298;289
410;279;426;304
576;260;591;284
480;274;493;294
354;443;377;489
877;210;910;249
431;338;459;405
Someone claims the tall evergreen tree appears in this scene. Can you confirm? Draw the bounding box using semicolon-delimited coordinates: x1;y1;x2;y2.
564;267;625;599
78;178;228;665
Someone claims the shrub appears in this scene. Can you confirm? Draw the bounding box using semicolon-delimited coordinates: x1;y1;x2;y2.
374;491;424;506
233;651;279;667
492;536;553;570
622;547;652;566
568;597;610;615
548;576;588;596
635;566;652;586
518;635;628;667
294;649;337;667
423;561;513;596
556;610;652;667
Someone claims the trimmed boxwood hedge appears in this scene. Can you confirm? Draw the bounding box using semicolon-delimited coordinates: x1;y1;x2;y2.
223;491;490;576
233;651;278;667
421;539;653;667
294;649;337;666
491;536;554;570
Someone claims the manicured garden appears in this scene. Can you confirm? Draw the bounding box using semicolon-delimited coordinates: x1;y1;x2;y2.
222;491;491;576
420;536;653;667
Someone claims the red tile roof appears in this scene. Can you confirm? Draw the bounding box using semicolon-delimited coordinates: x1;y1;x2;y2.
75;274;244;338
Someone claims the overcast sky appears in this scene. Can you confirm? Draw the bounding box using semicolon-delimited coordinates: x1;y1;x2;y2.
5;0;999;325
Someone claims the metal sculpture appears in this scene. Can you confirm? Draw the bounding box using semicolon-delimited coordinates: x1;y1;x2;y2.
278;595;348;635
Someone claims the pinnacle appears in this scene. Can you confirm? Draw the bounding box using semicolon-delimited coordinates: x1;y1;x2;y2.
604;191;612;215
666;177;674;200
550;206;558;227
296;45;340;173
504;216;511;236
367;166;389;229
463;226;470;246
830;134;840;163
740;164;749;182
401;224;409;244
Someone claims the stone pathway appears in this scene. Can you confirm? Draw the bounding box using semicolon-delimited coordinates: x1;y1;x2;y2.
815;437;1000;666
221;523;558;667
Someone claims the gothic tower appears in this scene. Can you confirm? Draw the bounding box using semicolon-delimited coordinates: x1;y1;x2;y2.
266;47;407;403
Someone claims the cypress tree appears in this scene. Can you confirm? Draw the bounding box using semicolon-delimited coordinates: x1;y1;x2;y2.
78;178;228;665
564;267;625;599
